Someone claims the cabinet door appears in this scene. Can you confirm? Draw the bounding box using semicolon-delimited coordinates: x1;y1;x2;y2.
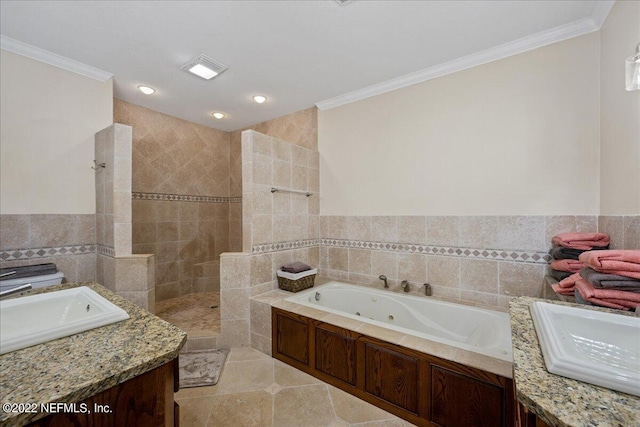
27;361;175;427
315;325;357;385
364;342;419;414
430;365;505;427
274;310;309;364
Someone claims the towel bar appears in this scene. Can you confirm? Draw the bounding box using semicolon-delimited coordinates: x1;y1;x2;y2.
270;187;312;197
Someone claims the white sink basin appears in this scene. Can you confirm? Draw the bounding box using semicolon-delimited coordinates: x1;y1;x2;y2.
530;301;640;397
0;286;129;355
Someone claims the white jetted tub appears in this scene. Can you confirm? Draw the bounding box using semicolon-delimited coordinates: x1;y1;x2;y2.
286;281;513;361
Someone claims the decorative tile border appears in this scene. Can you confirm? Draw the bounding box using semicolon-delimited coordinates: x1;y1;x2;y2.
0;244;96;262
97;244;115;257
132;192;241;203
321;239;551;264
252;239;320;254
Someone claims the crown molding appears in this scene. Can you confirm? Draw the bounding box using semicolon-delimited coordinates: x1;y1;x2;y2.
316;11;608;111
0;35;113;82
590;0;616;29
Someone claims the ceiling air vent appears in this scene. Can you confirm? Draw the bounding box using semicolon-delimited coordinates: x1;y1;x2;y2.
335;0;355;6
181;54;228;80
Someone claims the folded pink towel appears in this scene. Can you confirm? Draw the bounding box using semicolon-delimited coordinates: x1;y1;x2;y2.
557;272;582;289
575;277;640;302
552;233;610;250
552;283;575;296
574;279;638;310
579;250;640;279
550;259;584;273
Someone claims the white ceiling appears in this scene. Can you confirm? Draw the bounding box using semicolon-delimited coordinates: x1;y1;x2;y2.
0;1;610;132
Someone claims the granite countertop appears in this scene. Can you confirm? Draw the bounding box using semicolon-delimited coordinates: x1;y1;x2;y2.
0;282;186;426
510;297;639;427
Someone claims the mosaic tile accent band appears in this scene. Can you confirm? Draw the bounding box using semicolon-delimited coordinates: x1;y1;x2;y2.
0;244;96;261
321;238;551;264
252;239;320;254
97;244;115;257
132;192;241;203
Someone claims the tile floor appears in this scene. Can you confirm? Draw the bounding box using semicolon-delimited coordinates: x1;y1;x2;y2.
156;292;221;338
176;348;417;427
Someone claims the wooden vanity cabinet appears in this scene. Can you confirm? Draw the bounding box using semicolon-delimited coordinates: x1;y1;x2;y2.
516;401;551;427
28;359;179;427
273;307;515;427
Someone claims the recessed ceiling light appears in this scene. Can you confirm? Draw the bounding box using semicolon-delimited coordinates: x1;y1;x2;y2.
182;54;228;80
253;95;267;104
138;85;155;95
212;112;225;119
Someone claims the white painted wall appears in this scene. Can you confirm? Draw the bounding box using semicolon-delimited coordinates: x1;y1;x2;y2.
319;33;601;216
0;50;113;214
599;1;640;215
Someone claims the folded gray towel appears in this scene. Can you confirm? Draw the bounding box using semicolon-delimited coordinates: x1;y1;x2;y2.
549;245;585;261
579;267;640;292
574;289;593;306
550;269;572;281
281;262;312;274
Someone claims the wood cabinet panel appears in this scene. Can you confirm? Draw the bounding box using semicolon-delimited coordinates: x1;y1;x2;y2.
364;342;419;414
274;311;309;364
430;365;504;427
28;360;176;427
272;307;514;427
315;325;357;385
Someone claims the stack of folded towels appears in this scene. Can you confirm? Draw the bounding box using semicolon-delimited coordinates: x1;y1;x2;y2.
552;250;640;310
548;232;610;281
280;261;313;273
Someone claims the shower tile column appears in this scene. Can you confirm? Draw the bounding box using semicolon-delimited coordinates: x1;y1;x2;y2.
219;252;251;348
95;123;155;312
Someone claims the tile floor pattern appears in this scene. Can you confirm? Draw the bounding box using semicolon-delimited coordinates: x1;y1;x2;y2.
156;292;221;338
176;348;417;427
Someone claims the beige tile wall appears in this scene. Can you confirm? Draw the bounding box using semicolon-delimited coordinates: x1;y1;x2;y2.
114;99;231;197
132;198;229;301
228;106;318;250
230;107;318;152
241;130;320;251
115;99;234;301
319;215;602;308
0;214;96;283
95;123;132;255
220;126;320;350
97;253;155;312
598;216;640;249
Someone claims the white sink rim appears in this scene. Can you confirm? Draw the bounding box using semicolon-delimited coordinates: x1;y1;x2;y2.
530;301;640;397
0;286;129;355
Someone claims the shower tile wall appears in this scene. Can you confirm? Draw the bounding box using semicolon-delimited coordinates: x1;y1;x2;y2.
220;127;320;352
228;106;318;251
114;99;232;301
94;123;132;256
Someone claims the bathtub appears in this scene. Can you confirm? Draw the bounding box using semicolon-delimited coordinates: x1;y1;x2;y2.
285;281;513;362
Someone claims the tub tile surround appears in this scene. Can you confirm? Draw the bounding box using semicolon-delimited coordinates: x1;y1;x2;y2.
0;214;97;283
318;215;608;308
248;283;512;379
